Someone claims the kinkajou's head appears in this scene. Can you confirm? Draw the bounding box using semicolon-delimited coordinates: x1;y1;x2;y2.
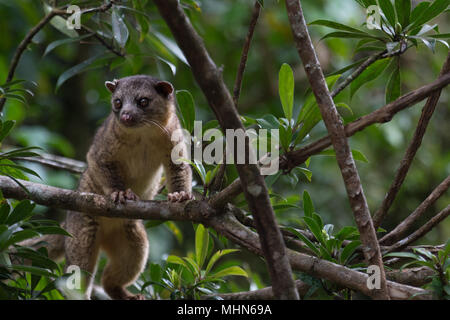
105;75;175;128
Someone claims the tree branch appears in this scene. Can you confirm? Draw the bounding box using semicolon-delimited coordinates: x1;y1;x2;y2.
206;280;311;300
380;175;450;245
280;72;450;171
384;205;450;253
0;176;211;222
12;152;86;174
284;0;389;299
373;52;450;228
153;0;298;300
0;1;115;112
233;1;261;108
206;211;431;300
0;176;431;299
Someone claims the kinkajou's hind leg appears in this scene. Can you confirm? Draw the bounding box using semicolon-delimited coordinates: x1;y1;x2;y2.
64;212;100;299
101;220;149;300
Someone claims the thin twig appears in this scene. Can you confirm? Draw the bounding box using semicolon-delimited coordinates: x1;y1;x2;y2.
0;11;58;111
384;205;450;254
233;1;261;108
373;52;450;228
331;46;408;98
0;1;115;112
380;175;450;245
285;0;389;299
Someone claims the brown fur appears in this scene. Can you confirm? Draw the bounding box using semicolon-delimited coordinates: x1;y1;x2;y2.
21;75;192;299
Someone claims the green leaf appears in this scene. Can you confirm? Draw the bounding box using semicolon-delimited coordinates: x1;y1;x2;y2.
303;216;324;245
320;31;383;41
285;227;320;256
350;58;390;97
410;0;450;31
195;224;209;269
205;249;239;275
296;167;312;182
111;9;129;48
278;63;295;120
153;31;188;65
378;0;397;27
0;203;10;224
318;149;369;163
340;240;362;264
395;0;411;27
386;63;401;103
176;90;196;133
0;120;15;142
44;34;94;57
167;255;189;269
355;0;377;7
211;266;248;279
309;19;368;34
4;229;40;248
5;200;35;225
56;53;104;90
383;252;424;260
32;226;71;237
0;161;41;179
294;74;341;145
49;15;78;38
335;226;359;241
428;33;450;38
335;102;353;115
7;264;56;278
302;190;314;218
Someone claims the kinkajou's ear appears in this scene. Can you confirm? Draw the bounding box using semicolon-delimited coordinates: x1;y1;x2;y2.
154;81;174;98
105;79;118;93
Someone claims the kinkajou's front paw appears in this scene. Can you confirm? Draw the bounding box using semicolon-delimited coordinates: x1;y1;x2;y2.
168;191;193;202
111;188;139;204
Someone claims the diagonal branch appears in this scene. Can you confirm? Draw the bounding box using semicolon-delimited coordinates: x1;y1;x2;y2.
383;205;450;254
0;10;58;112
373;52;450;228
0;1;115;112
0;176;431;299
284;0;389;299
153;0;298;300
280;72;450;172
380;175;450;245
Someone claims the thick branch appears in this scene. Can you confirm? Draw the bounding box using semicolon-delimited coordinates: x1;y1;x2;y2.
380;175;450;245
0;176;211;222
373;52;450;228
153;0;298;300
284;0;389;299
206;211;430;300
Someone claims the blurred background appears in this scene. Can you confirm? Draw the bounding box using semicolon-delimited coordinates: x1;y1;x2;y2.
0;0;448;292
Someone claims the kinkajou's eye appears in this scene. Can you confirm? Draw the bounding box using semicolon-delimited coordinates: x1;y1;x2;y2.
138;98;149;108
113;99;122;110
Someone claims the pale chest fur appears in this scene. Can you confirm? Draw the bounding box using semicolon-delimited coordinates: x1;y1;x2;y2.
116;130;168;200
